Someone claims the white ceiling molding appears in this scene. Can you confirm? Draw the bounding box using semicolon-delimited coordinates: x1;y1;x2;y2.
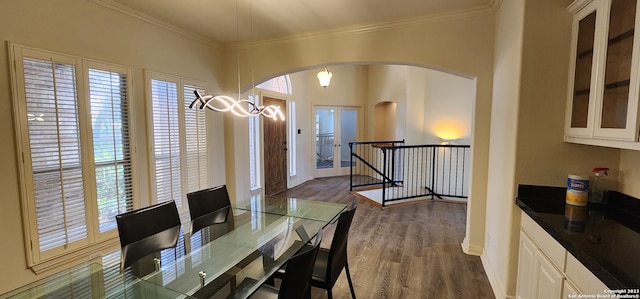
227;5;495;50
87;0;223;48
87;0;494;49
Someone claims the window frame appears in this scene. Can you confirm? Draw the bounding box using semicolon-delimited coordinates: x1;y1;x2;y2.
9;43;137;270
145;70;209;212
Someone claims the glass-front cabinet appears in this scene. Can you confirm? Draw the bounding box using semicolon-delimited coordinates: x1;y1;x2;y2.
566;0;640;145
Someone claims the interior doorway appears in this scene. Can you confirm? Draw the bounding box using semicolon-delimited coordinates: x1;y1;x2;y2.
263;96;287;195
314;106;361;177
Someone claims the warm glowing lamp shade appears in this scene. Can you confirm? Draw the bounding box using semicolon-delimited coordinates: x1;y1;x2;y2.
317;68;332;88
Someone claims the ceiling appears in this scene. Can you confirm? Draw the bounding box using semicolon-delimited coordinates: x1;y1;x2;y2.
102;0;496;46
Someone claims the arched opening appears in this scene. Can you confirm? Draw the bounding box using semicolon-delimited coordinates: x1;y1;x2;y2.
374;101;397;141
230;63;483;257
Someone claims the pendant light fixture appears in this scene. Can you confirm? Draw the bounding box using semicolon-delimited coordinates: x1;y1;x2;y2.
189;0;284;121
190;90;284;120
317;67;332;88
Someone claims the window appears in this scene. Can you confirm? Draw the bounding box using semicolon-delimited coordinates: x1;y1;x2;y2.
90;68;134;233
10;45;135;265
248;93;261;190
288;101;297;176
147;71;208;209
256;76;291;94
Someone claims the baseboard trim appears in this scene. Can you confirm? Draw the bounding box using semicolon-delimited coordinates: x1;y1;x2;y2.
461;237;483;255
480;249;515;299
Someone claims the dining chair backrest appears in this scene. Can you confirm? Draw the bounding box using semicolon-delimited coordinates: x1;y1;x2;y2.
187;185;232;233
115;200;181;270
277;228;323;299
326;200;357;285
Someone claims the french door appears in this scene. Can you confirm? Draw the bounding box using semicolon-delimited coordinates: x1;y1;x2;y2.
314;106;361;177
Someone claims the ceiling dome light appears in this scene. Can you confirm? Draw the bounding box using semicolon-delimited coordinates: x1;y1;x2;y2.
317;67;332;88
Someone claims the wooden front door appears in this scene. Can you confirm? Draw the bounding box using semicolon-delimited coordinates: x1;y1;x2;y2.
263;96;287;195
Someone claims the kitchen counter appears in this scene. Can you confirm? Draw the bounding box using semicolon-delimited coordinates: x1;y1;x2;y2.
516;185;640;289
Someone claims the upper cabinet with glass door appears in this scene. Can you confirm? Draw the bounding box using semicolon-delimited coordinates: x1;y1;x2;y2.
566;0;640;149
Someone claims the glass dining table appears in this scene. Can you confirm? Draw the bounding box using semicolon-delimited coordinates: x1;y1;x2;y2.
1;196;346;299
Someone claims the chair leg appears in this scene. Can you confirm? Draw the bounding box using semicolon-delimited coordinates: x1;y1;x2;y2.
345;262;356;299
327;289;333;299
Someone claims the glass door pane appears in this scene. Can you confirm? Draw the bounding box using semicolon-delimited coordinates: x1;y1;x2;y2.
340;109;357;169
600;0;635;129
315;108;334;170
571;10;597;129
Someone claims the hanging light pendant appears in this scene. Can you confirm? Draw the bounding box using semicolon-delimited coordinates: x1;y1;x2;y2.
190;90;284;121
188;0;284;121
317;67;332;88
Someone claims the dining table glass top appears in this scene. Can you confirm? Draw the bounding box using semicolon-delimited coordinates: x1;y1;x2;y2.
234;195;347;223
2;262;195;299
2;197;346;299
136;206;332;298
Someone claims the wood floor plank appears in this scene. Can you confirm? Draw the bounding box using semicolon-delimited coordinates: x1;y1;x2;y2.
273;176;494;299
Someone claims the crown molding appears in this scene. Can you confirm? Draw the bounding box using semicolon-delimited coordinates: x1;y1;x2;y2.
87;0;495;51
86;0;223;49
566;0;593;13
227;4;496;50
489;0;504;11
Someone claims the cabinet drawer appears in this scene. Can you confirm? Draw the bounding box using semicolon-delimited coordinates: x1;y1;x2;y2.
566;253;609;295
521;212;567;271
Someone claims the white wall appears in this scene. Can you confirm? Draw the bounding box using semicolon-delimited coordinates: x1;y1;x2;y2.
367;65;409;141
366;65;474;146
619;150;640;196
0;0;226;293
483;2;525;297
486;0;623;297
422;69;475;145
405;67;428;144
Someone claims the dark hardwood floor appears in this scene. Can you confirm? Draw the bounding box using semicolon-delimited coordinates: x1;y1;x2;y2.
275;176;495;299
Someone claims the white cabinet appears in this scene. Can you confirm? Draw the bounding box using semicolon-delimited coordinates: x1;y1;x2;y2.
516;226;564;299
517;212;613;299
566;0;640;148
563;280;581;299
565;253;610;296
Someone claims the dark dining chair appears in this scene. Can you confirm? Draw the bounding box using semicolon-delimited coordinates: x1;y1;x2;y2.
311;200;357;298
250;228;323;299
115;200;181;271
275;200;357;298
187;185;232;233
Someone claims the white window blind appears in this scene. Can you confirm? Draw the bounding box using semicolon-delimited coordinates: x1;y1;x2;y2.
183;84;208;194
88;68;133;233
150;79;182;207
23;57;88;253
148;72;208;209
12;45;135;265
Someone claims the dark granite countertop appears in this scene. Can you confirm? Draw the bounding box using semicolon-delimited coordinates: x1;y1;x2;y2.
516;185;640;289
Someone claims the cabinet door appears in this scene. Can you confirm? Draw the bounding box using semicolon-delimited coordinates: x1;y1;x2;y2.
534;249;564;299
567;0;604;138
563;280;581;299
516;232;537;299
594;0;640;140
517;232;564;299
